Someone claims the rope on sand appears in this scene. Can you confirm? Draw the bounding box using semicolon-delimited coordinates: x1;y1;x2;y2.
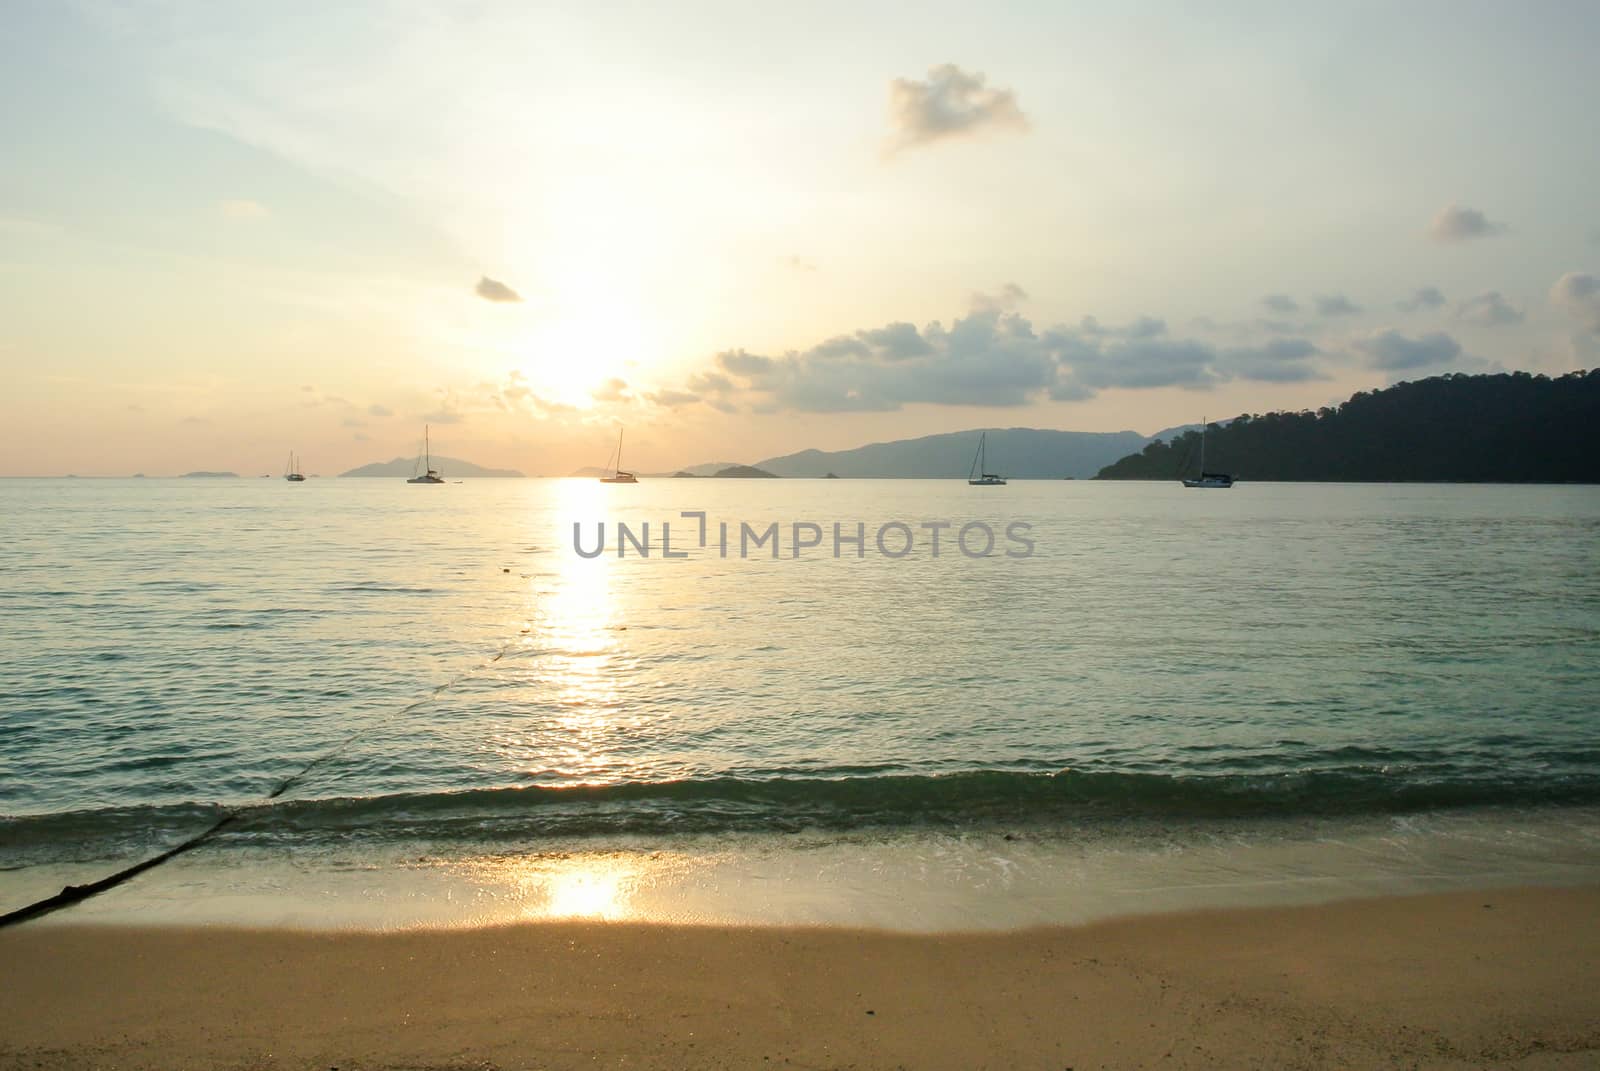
0;641;518;930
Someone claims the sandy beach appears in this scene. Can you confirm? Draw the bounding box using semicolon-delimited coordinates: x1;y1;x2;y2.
2;883;1596;1070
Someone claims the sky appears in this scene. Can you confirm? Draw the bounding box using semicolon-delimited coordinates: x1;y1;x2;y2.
2;0;1598;476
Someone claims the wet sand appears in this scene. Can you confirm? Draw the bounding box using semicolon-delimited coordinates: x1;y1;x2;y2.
2;884;1597;1070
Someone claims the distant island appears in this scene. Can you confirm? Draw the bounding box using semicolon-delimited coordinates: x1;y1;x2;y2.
713;465;777;478
181;471;239;478
341;456;525;478
743;427;1153;479
1096;370;1600;483
569;461;740;478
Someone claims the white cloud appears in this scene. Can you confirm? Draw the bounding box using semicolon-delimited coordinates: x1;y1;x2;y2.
1315;294;1361;317
1351;328;1462;371
1397;286;1445;312
1429;204;1505;243
1455;291;1524;327
671;304;1331;413
886;64;1028;154
1550;272;1600;332
969;283;1029;313
591;377;631;403
474;276;523;303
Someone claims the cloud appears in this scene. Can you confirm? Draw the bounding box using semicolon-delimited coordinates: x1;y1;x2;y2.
341;417;367;428
858;322;934;359
970;283;1028;313
886;64;1027;154
1429;204;1506;243
1455;291;1524;327
1315;294;1361;317
718;350;776;377
1352;328;1462;371
644;389;699;408
1219;338;1327;383
1261;294;1299;314
1058;336;1219;393
218;199;268;219
420;402;464;424
368;403;393;417
780;255;818;272
591;377;631;403
1077;315;1166;339
474;276;523;303
682;307;1332;413
687;371;735;394
1550;272;1600;332
1397;286;1446;312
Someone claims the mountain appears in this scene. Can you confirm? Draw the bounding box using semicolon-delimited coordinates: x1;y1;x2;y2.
749;428;1150;479
1095;370;1600;482
567;461;740;478
340;456;525;477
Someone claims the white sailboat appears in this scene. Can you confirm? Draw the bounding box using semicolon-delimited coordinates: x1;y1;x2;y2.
407;425;445;484
599;428;638;483
284;451;306;482
1181;417;1234;488
967;432;1007;486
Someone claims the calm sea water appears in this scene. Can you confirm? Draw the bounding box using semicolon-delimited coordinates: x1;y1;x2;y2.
3;477;1599;924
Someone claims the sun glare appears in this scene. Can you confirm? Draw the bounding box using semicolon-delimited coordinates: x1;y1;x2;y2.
513;301;648;408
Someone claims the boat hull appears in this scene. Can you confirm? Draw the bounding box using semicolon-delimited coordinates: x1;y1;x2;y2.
1182;475;1234;488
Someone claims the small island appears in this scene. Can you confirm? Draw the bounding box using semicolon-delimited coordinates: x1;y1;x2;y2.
181;471;240;478
341;456;524;478
712;465;778;478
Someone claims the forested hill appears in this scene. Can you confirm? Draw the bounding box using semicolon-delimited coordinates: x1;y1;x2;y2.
1095;370;1600;483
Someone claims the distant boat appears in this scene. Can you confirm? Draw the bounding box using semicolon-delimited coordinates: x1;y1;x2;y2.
599;428;638;483
284;452;306;482
1182;417;1234;488
407;426;445;484
967;432;1007;486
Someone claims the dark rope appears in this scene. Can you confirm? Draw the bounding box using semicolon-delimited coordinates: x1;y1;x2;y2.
0;642;516;929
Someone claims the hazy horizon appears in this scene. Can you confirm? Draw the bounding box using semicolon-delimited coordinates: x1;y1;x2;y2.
4;2;1598;477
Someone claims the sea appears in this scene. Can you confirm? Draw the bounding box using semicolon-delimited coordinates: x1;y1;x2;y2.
2;477;1599;930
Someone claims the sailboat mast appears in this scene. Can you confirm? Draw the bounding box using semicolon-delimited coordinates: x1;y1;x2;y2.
617;428;624;473
425;425;431;470
1199;417;1206;473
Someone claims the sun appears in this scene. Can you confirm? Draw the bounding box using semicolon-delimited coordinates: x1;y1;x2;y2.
505;287;653;408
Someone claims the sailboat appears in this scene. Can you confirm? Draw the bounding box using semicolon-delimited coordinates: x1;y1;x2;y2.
284;451;306;482
967;432;1007;486
1181;417;1234;488
599;428;638;483
407;425;445;484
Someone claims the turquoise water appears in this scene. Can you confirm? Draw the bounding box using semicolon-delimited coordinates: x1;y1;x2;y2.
2;478;1599;924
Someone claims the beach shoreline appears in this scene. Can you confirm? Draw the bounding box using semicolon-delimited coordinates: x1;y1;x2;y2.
3;883;1596;1070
